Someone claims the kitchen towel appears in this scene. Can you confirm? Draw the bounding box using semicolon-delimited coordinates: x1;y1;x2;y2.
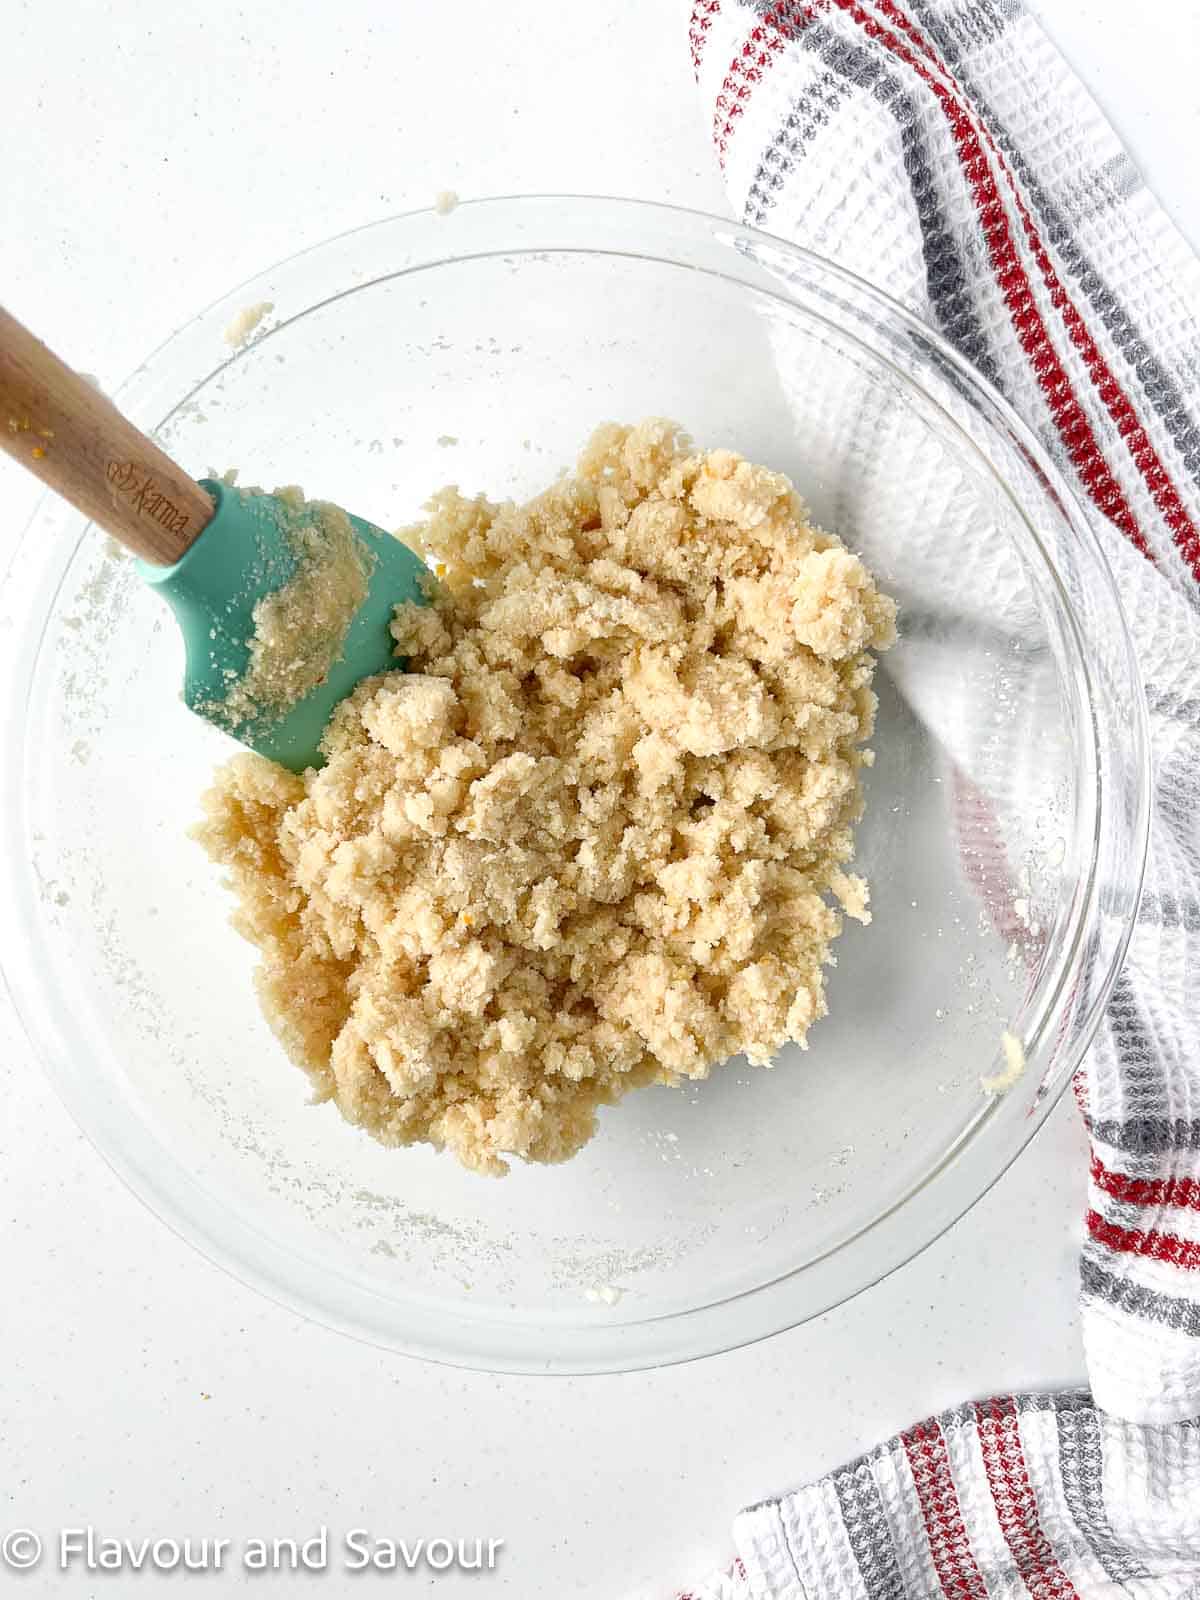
680;1393;1200;1600
680;0;1200;1593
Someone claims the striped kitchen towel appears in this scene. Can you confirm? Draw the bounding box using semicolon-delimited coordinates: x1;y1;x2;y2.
680;0;1200;1593
681;1394;1200;1600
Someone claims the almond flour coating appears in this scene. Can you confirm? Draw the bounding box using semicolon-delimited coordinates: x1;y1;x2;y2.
213;486;373;733
194;421;896;1174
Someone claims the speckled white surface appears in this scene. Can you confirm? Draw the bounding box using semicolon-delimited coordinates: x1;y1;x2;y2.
1;3;1196;1595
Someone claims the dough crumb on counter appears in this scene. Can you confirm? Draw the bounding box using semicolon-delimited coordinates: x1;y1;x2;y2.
194;419;896;1175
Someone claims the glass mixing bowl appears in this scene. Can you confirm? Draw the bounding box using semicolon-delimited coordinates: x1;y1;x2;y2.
0;198;1148;1372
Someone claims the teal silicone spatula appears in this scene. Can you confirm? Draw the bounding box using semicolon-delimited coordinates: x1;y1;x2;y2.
0;306;429;772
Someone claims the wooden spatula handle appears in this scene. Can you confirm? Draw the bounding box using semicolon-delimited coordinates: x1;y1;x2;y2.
0;306;214;565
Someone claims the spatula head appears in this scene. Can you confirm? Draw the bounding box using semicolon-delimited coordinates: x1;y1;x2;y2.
137;479;429;772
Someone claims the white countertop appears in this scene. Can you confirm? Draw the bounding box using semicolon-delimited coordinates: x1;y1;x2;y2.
2;3;1196;1595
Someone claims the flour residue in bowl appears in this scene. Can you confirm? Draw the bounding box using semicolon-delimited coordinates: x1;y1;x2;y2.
194;420;896;1174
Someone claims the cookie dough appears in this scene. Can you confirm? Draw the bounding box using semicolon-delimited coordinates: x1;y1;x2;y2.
223;300;274;348
194;420;896;1174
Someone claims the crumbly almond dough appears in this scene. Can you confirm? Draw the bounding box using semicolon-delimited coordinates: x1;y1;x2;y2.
214;487;373;732
982;1030;1026;1095
194;420;896;1174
